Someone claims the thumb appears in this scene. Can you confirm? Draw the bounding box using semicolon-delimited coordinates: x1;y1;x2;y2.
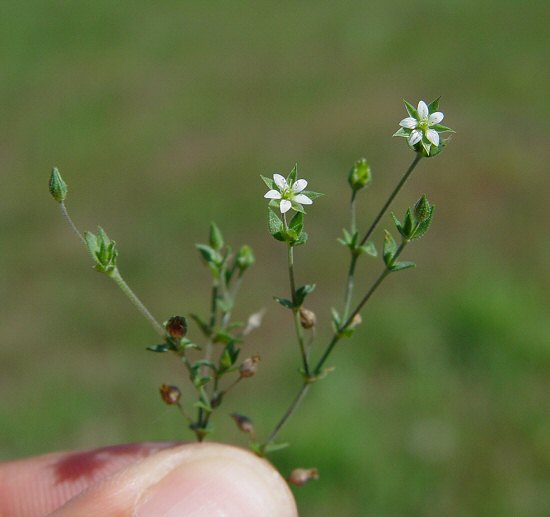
52;442;297;517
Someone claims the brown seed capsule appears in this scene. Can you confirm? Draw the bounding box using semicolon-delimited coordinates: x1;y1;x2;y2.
159;384;181;405
239;355;260;378
288;467;319;487
299;307;316;329
230;413;255;435
165;316;188;339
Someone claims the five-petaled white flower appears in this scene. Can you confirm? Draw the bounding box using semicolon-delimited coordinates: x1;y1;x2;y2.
400;100;444;148
264;173;313;214
394;99;453;156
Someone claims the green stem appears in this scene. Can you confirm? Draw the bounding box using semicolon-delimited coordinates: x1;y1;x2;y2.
263;382;311;450
60;202;86;245
359;154;422;247
109;268;165;338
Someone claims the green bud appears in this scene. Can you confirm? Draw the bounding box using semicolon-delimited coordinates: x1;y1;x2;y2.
236;245;255;271
48;167;68;203
209;222;224;251
348;158;372;191
414;195;431;223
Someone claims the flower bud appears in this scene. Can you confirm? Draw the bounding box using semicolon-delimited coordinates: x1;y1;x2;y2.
230;413;255;435
239;354;260;378
414;194;431;223
165;316;188;339
299;307;316;329
236;245;255;272
49;167;68;203
288;467;319;486
348;158;372;192
159;384;181;405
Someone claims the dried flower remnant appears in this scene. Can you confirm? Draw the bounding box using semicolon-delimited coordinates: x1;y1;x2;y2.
165;316;188;339
288;468;319;487
159;384;181;405
239;355;260;378
231;413;255;437
299;307;316;329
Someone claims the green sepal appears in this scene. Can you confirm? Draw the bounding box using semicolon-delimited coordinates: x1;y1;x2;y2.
393;127;409;138
295;284;315;306
293;231;308;246
428;97;441;112
290;201;306;214
331;308;341;333
178;338;201;351
431;124;454;133
383;230;397;266
274;296;294;309
209;222;224;251
189;314;211;337
260;174;275;189
300;190;324;200
49;167;68;203
287;163;298;184
403;99;418;119
268;209;286;242
146;343;171;353
389;261;416;272
411;205;435;240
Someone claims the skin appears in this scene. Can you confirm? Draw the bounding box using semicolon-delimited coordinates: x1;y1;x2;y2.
0;442;298;516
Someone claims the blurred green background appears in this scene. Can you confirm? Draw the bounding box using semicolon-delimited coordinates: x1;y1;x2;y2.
1;1;549;515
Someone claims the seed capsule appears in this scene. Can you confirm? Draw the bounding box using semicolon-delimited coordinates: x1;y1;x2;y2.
239;355;260;378
165;316;188;339
159;384;181;405
299;307;316;329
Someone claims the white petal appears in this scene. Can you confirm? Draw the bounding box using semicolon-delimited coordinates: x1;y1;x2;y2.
292;179;308;193
426;129;440;146
408;130;422;146
399;117;418;129
273;173;287;190
280;199;292;213
417;101;429;120
428;111;444;125
294;194;313;205
264;189;282;199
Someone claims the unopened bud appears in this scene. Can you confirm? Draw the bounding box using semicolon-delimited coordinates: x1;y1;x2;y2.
288;467;319;487
414;194;431;223
230;413;255;435
348;158;372;192
49;167;68;203
165;316;188;339
239;355;260;378
236;245;255;271
159;384;181;405
299;307;316;329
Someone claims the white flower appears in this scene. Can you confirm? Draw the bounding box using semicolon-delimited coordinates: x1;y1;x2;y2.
394;99;453;156
264;173;313;214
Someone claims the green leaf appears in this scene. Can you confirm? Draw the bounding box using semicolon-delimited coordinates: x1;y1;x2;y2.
146;344;171;353
192;359;217;371
268;209;285;241
295;284;316;306
331;307;341;332
209;222;224;251
390;261;416;272
288;163;298;184
359;240;377;257
403;99;418;118
383;230;397;266
196;244;222;266
274;296;294;309
402;208;415;239
217;296;233;313
293;231;308;246
219;341;240;371
391;212;403;234
263;442;290;453
213;329;239;344
260;174;275;189
189;314;211;337
289;211;304;233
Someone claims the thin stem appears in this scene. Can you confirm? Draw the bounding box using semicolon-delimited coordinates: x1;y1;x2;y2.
109;268;165;338
60;202;86;245
342;255;358;322
359;154;422;247
283;215;310;376
263;382;311;449
350;190;357;235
